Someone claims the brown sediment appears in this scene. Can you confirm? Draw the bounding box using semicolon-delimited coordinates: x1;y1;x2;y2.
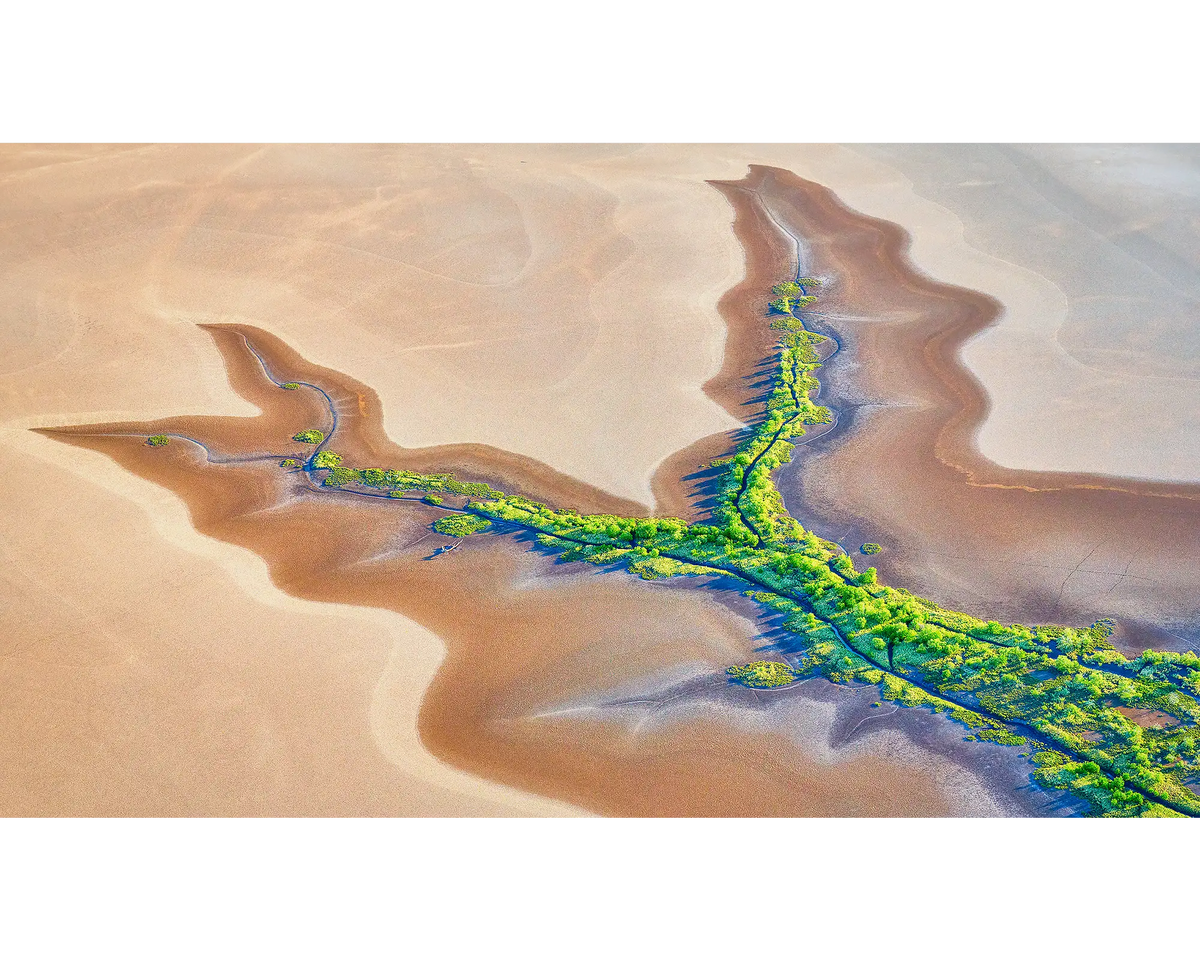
649;177;796;522
1116;707;1180;730
45;324;952;816
736;164;1200;644
58;322;649;520
40;161;1132;817
54;160;1191;817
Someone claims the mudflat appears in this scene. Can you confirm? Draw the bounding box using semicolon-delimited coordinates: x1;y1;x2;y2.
743;165;1200;648
9;146;1198;817
48;323;972;816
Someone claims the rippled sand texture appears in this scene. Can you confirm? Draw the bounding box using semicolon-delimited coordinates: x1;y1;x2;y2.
0;144;745;816
0;144;746;507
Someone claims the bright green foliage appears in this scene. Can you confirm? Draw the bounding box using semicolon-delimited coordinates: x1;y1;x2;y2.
277;279;1200;818
1031;752;1179;817
146;434;170;446
423;494;444;506
293;429;324;444
433;515;492;537
312;450;342;469
769;295;818;314
708;315;833;548
727;661;800;688
279;458;301;468
628;555;709;580
281;382;301;390
861;542;882;555
323;466;360;487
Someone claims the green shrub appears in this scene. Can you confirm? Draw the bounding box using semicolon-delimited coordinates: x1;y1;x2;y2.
293;430;324;444
423;494;444;506
433;515;492;537
279;458;301;468
281;382;301;390
312;450;342;469
323;466;360;487
146;435;170;447
261;274;1200;818
727;661;800;688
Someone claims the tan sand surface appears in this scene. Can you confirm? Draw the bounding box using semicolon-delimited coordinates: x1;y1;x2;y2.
1;423;582;815
0;144;750;507
0;143;756;816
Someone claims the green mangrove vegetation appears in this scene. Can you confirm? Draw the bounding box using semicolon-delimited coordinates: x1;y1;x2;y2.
146;435;170;446
727;661;801;688
280;458;302;468
433;515;493;538
285;279;1200;817
861;543;882;555
293;429;324;444
281;382;301;390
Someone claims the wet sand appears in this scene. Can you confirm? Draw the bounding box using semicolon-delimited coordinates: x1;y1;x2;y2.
46;324;961;816
740;165;1200;647
649;177;796;521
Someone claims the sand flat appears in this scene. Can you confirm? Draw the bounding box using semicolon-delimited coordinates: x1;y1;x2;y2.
8;143;1194;498
1;422;582;815
6;144;1198;817
0;144;749;508
0;143;756;816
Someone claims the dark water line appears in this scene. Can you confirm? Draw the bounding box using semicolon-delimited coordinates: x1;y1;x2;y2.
85;432;286;466
237;334;340;466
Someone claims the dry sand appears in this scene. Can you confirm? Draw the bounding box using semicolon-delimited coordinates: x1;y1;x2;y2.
1;144;754;816
0;144;747;507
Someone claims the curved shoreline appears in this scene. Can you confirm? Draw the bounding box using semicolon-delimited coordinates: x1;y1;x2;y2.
737;165;1200;645
751;163;1200;501
648;175;798;520
44;318;964;816
38;163;1200;816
